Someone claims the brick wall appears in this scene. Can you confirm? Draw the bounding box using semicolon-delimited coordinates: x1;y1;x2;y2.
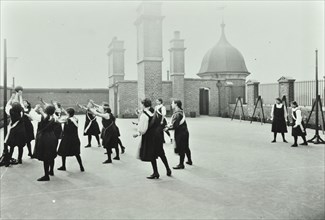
184;78;219;116
117;81;138;118
22;88;109;113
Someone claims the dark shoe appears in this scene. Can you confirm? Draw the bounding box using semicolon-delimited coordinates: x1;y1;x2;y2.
186;161;193;165
283;140;288;143
113;156;120;160
103;160;112;164
147;173;160;179
121;146;125;154
98;144;102;148
173;164;185;169
300;142;308;146
104;152;107;154
271;140;276;143
80;166;85;172
84;144;91;148
10;158;19;165
291;144;298;147
167;169;172;176
49;170;54;176
57;166;66;171
18;159;22;164
37;175;50;181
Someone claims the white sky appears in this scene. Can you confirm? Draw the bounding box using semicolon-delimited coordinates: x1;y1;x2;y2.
0;0;324;88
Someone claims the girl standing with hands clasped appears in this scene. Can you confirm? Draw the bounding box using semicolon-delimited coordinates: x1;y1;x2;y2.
90;102;119;164
165;99;192;169
270;98;288;143
291;101;308;147
57;108;84;172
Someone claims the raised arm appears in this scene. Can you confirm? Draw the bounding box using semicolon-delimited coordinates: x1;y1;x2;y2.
89;108;110;120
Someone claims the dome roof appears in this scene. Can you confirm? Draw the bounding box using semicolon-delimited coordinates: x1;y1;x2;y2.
198;23;250;77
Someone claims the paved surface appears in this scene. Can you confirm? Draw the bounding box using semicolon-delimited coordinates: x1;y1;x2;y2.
0;116;324;219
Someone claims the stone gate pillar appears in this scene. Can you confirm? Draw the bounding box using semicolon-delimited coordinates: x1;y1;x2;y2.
278;76;295;105
246;80;259;105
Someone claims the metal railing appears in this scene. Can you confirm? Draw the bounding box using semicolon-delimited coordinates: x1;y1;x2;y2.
295;80;324;107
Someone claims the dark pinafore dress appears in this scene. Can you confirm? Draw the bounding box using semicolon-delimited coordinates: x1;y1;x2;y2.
101;114;119;150
58;118;81;157
171;110;189;155
138;109;157;162
33;116;58;162
271;104;287;133
5;105;26;148
23;109;35;143
292;110;307;137
83;111;100;136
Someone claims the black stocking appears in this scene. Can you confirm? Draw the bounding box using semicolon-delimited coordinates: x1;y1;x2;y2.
151;159;159;175
95;134;100;145
26;142;32;155
88;135;92;145
75;155;84;169
273;132;277;141
43;161;50;177
180;153;185;166
18;147;23;161
159;155;170;171
185;148;192;163
302;136;307;144
294;136;298;145
281;133;286;141
61;156;66;168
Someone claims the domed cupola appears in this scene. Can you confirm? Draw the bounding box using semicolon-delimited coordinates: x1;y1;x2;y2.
197;22;250;79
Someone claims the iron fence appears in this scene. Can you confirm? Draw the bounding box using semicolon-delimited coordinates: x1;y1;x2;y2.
295;80;324;107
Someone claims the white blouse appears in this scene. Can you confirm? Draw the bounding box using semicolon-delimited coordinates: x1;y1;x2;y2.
137;108;154;135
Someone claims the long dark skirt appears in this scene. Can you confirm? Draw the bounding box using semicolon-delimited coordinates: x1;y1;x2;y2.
272;117;287;133
5;121;26;148
34;131;58;161
292;122;307;137
174;124;190;155
101;124;119;150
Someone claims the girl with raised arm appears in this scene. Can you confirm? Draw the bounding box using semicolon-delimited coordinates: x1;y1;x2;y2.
89;102;119;164
78;102;101;148
30;104;58;181
165;99;192;169
57;108;84;172
4;91;27;166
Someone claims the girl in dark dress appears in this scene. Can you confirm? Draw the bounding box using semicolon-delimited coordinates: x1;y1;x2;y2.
31;105;58;181
90;103;119;164
90;100;125;157
78;102;101;148
291;101;308;147
57;108;84;172
271;98;288;143
133;98;171;179
165;100;192;169
4;92;27;166
22;100;35;158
